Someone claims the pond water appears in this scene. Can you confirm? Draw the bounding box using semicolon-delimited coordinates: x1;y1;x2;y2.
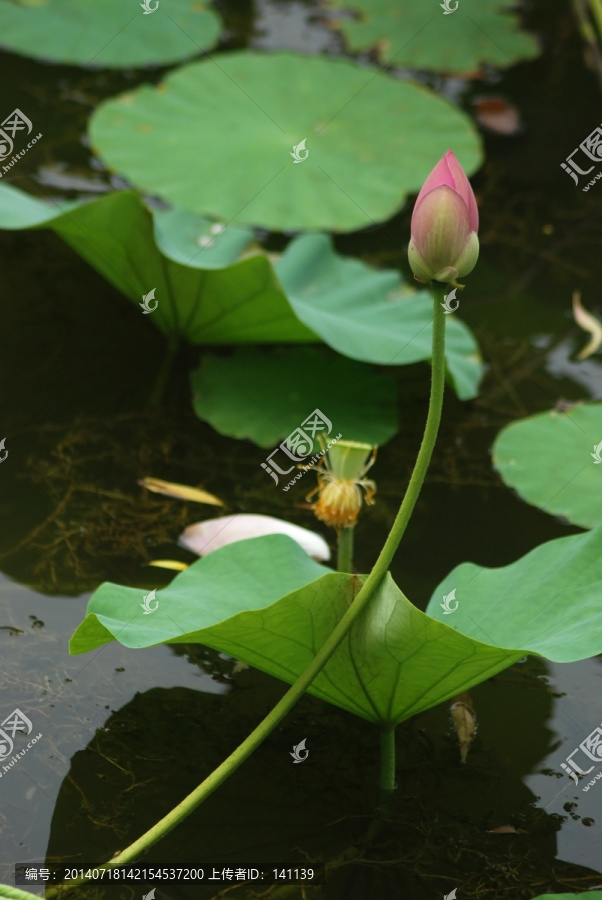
1;0;602;897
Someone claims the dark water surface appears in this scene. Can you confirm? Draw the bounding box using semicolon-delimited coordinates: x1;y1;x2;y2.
1;0;602;897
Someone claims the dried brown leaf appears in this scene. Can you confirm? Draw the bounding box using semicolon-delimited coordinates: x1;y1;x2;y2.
146;559;189;571
450;691;477;763
139;477;224;506
572;290;602;360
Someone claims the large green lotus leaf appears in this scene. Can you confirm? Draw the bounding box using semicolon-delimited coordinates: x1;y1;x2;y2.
190;347;398;447
154;222;483;400
0;185;316;344
0;182;256;268
69;536;330;654
70;528;602;725
0;0;220;68
493;404;602;529
0;186;483;399
88;52;482;232
426;524;602;662
275;233;483;400
322;0;539;71
0;183;83;227
67;535;518;725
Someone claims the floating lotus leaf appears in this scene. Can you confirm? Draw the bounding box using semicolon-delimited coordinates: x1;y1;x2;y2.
190;347;398;447
492;403;602;529
0;0;221;68
88;51;482;231
322;0;539;71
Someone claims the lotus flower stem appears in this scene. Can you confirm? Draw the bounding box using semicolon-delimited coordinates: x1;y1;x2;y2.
48;291;447;891
0;886;41;899
337;526;354;573
367;289;446;579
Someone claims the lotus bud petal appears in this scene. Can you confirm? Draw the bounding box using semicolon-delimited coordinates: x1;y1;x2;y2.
178;513;331;561
408;150;479;286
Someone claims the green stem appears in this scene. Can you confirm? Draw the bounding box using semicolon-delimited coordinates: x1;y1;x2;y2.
378;724;397;810
337;526;354;573
47;288;447;894
147;335;180;409
362;724;397;846
0;887;40;899
590;0;602;38
364;286;447;584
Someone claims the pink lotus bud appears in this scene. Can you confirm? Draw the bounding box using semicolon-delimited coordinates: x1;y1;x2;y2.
408;149;479;286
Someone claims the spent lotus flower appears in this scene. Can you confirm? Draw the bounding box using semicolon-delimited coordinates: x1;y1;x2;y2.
308;440;377;530
408;149;479;288
179;514;330;561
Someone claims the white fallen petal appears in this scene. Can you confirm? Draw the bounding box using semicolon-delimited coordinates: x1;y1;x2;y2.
178;514;331;562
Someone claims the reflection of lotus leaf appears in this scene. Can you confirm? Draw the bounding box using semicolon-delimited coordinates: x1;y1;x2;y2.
191;347;399;447
89;52;482;231
322;0;538;71
0;0;221;68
